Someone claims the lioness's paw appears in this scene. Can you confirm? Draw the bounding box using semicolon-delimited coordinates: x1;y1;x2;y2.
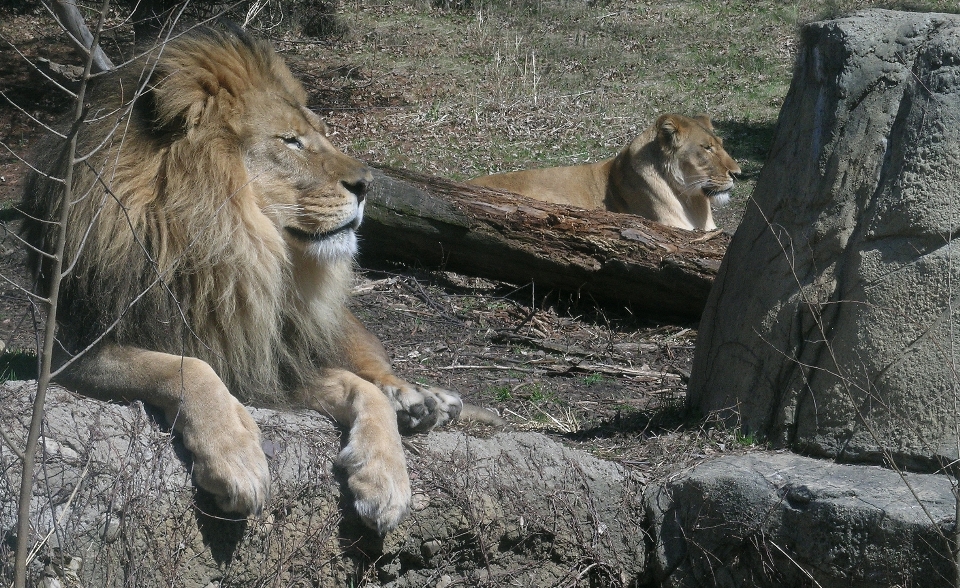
338;436;411;534
381;381;463;434
188;401;271;516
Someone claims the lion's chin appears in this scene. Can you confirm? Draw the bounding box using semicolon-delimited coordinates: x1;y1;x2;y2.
707;191;731;207
303;230;358;262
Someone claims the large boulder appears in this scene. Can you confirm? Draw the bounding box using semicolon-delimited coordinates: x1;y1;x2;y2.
690;9;960;470
645;452;955;588
0;382;643;587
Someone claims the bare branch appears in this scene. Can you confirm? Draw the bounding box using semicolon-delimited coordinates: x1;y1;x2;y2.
0;86;69;137
0;428;25;461
0;33;78;105
13;0;113;584
0;138;66;182
0;268;50;304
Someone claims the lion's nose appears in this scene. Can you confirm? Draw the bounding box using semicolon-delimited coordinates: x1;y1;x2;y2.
342;173;371;203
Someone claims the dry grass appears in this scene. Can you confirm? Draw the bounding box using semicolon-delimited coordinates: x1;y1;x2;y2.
262;0;960;228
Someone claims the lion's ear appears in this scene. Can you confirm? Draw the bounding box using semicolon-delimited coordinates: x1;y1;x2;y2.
694;114;714;131
656;114;684;149
149;65;227;132
148;30;263;132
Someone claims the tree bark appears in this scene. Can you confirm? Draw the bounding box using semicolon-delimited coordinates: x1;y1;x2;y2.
360;167;730;319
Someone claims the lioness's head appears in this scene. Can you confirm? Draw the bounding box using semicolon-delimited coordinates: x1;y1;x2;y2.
646;114;740;206
152;28;372;264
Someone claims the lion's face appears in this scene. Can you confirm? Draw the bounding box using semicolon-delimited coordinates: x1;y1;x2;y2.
241;93;372;263
649;114;741;206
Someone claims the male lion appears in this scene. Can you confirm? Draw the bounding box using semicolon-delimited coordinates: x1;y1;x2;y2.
468;114;741;230
20;27;466;534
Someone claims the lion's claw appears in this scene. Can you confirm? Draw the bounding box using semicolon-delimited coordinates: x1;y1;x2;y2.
382;383;462;434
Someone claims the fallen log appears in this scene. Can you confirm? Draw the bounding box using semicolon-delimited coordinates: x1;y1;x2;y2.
360;167;731;319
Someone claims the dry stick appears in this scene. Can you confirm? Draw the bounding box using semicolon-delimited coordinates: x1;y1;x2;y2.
23;459;91;567
12;0;111;585
0;428;25;462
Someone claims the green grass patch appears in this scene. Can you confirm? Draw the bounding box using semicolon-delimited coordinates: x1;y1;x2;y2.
528;385;548;403
526;383;558;404
489;384;513;402
581;373;607;387
736;429;761;447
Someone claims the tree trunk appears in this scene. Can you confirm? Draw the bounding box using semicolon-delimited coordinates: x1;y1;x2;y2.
50;0;114;73
360;167;730;319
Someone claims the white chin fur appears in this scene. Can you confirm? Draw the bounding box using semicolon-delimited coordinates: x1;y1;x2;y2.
709;191;731;207
305;230;358;262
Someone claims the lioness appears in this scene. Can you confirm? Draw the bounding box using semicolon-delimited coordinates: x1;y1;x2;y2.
20;27;473;534
468;114;741;230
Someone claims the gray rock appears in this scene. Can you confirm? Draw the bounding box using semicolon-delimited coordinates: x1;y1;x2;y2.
5;386;960;587
0;381;642;587
645;452;956;588
689;9;960;470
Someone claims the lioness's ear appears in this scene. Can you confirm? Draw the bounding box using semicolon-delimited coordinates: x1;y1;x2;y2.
694;114;714;131
656;114;684;149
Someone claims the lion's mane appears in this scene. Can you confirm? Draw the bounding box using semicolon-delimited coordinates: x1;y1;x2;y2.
21;28;349;403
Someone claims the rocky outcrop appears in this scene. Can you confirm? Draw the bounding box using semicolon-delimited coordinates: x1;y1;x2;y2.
0;382;644;587
645;453;955;588
3;377;959;587
689;9;960;471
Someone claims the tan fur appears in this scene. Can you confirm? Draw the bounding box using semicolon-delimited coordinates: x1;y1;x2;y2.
20;27;479;534
469;114;741;230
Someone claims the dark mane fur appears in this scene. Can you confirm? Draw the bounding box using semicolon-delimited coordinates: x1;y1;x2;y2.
20;27;350;403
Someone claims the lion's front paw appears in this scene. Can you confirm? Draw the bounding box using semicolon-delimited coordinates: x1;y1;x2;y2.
381;380;463;434
186;401;271;516
338;434;411;534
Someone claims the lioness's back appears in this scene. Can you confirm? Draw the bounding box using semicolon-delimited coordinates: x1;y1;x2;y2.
468;160;613;210
468;114;740;230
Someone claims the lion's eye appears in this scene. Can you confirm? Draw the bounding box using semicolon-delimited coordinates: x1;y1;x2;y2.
282;136;304;150
703;144;714;152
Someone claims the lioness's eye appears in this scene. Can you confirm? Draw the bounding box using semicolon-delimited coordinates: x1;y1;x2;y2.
703;145;714;151
282;135;304;150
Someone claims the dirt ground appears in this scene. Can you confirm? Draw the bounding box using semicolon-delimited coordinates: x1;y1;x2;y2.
0;8;752;485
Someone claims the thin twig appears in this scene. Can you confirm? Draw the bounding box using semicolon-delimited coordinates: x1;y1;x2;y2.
0;427;25;461
13;0;110;585
435;363;538;372
768;540;824;588
23;458;91;567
